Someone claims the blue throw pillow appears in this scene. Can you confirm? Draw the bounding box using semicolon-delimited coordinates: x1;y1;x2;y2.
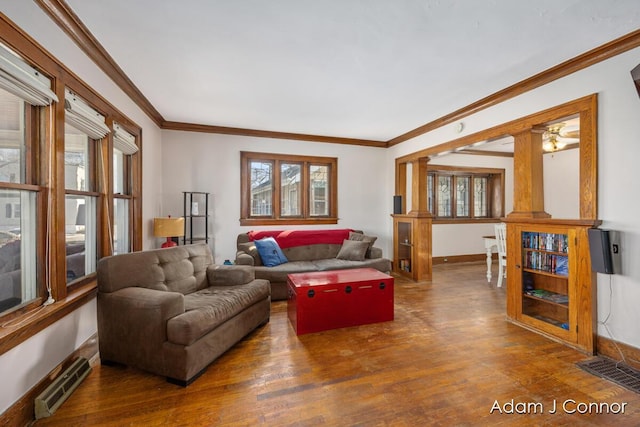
254;237;288;267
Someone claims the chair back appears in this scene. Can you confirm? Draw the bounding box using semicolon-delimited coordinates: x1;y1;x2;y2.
495;223;507;256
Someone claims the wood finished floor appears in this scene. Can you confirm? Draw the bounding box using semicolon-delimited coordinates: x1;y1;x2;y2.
34;262;640;426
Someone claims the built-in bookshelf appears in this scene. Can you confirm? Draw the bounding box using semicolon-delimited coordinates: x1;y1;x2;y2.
505;220;599;354
522;232;568;276
392;214;432;281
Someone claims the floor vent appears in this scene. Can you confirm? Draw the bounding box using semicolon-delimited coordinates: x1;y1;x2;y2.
578;357;640;395
35;357;92;419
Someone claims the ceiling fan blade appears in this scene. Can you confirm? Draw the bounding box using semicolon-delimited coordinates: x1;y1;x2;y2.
557;124;579;139
557;136;579;143
560;129;579;139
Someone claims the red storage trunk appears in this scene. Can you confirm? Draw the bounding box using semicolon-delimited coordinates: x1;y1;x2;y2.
287;268;394;335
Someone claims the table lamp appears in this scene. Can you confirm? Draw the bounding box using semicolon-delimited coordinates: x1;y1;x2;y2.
153;216;184;248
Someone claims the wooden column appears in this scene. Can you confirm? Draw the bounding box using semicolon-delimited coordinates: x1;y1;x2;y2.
508;127;550;219
395;161;407;214
409;158;429;215
392;157;432;281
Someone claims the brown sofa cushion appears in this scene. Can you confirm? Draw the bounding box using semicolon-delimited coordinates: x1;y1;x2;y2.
237;242;262;266
349;231;377;257
312;257;392;272
336;239;369;261
167;279;270;346
253;261;318;283
207;264;255;285
97;243;213;294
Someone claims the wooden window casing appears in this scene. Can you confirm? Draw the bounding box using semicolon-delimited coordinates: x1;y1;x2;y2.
240;152;338;226
428;165;505;224
0;18;142;356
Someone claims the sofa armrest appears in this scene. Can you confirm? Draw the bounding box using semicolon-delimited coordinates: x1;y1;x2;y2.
97;287;184;363
207;264;255;286
235;252;255;266
368;247;383;259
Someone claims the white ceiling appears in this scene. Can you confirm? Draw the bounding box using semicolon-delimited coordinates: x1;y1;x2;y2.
65;0;640;142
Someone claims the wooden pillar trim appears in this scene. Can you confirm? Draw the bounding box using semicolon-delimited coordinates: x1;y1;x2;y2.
409;157;430;215
508;127;551;219
395;161;407;214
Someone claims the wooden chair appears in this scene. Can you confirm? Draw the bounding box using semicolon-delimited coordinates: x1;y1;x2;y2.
494;223;507;287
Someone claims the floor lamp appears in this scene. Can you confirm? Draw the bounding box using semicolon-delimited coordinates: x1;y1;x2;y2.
153;217;184;248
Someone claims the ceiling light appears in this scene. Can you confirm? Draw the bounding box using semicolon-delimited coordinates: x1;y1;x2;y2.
543;123;572;153
542;134;566;152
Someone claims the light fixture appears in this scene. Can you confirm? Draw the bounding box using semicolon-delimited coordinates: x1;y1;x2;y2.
153;216;184;248
542;133;567;152
543;124;568;153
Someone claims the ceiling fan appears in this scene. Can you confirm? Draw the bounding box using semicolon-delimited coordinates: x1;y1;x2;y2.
542;123;579;152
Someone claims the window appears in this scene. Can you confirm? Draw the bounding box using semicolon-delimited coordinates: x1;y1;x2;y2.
64;88;112;286
0;27;143;353
64;119;100;285
280;162;301;216
241;152;337;225
427;166;504;221
0;47;51;315
112;122;138;255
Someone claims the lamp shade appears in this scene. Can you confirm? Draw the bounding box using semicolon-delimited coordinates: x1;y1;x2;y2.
153;217;184;238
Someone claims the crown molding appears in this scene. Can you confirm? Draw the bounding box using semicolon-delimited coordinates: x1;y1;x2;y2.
34;0;386;146
35;0;165;126
34;1;640;148
387;28;640;146
162;121;386;147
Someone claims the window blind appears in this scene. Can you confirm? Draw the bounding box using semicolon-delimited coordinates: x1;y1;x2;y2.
113;122;138;155
64;88;110;140
0;43;58;106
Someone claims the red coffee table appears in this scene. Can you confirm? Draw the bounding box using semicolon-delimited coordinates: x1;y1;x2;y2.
287;268;394;335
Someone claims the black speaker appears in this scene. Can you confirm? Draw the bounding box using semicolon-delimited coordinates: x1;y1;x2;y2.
588;228;614;274
393;195;402;214
631;62;640;99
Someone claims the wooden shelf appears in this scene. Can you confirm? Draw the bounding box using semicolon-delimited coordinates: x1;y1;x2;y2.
506;222;596;354
392;214;432;281
523;293;568;308
523;268;568;279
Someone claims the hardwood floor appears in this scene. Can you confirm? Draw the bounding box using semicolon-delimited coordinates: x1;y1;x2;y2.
34;262;640;426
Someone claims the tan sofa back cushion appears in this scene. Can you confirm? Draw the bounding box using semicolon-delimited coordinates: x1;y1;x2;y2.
97;243;213;295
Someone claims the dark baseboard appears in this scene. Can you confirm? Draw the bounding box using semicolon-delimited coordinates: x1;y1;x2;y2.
433;253;497;265
597;335;640;371
3;333;99;426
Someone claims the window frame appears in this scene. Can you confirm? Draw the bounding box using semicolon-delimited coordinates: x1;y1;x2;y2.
428;165;505;223
112;141;135;255
63;115;101;290
0;22;142;355
240;152;338;226
0;83;48;318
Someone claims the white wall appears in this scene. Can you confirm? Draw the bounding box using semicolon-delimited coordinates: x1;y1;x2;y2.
543;148;580;219
0;1;163;414
160;131;391;263
388;45;640;350
0;302;97;414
